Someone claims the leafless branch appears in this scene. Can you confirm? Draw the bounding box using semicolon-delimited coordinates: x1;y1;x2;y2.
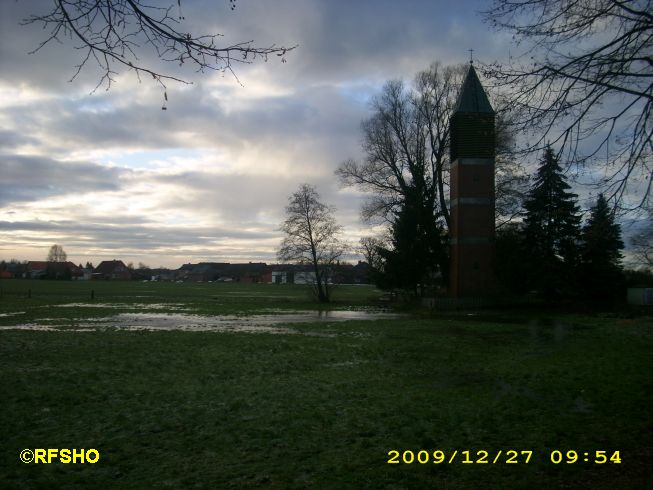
482;0;653;211
22;0;296;96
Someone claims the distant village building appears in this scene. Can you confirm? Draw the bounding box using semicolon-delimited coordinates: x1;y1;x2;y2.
333;261;370;284
271;269;293;284
271;265;317;285
1;258;371;284
26;261;49;279
148;269;176;282
26;261;83;280
80;266;94;281
177;262;270;283
0;261;27;279
93;260;132;280
270;263;369;285
293;270;318;285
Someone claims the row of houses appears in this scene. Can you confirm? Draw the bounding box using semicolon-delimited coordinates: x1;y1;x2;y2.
0;260;372;284
0;260;133;281
176;261;371;284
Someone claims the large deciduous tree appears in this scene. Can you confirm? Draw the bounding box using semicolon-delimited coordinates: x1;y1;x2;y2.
336;62;526;231
358;236;386;283
47;244;67;262
483;0;653;208
523;147;581;297
278;184;345;303
24;0;294;94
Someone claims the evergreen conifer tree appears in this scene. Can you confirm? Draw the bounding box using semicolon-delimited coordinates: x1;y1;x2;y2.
495;223;529;295
523;147;581;297
377;186;447;296
580;194;624;300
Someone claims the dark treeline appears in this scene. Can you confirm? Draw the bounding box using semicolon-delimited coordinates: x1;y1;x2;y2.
366;146;651;303
494;147;632;303
338;59;651;303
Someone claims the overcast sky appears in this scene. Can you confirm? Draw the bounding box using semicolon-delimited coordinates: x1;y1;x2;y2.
0;0;622;269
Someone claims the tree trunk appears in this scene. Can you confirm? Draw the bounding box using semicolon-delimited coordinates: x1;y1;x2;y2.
313;262;327;302
311;250;328;303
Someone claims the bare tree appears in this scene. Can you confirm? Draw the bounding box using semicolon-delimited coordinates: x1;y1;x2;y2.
482;0;653;209
631;207;653;269
336;62;526;232
47;244;68;262
23;0;295;96
358;236;385;268
278;184;345;303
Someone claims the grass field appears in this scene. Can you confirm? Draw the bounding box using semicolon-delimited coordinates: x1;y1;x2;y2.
1;280;652;488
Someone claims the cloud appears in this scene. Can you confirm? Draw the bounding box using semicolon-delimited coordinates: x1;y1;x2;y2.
0;154;127;206
0;129;37;149
0;0;523;267
0;217;279;262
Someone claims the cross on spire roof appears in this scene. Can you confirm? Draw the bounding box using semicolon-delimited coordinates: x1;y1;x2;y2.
453;63;494;114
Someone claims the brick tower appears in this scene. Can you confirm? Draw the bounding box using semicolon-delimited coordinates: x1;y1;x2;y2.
449;63;495;298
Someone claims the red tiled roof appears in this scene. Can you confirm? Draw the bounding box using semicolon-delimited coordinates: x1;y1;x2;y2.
94;260;128;274
27;261;48;271
27;261;81;273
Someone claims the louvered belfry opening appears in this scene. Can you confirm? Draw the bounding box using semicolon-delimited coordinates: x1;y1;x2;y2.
449;64;496;298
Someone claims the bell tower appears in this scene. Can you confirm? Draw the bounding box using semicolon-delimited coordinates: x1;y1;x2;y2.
449;63;496;298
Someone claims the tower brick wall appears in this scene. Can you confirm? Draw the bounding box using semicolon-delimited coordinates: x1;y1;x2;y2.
449;65;496;298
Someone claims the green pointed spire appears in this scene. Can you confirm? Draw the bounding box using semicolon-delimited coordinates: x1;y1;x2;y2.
454;64;494;114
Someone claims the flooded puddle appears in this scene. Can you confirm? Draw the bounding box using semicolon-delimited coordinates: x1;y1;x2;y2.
50;303;188;310
0;310;405;334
